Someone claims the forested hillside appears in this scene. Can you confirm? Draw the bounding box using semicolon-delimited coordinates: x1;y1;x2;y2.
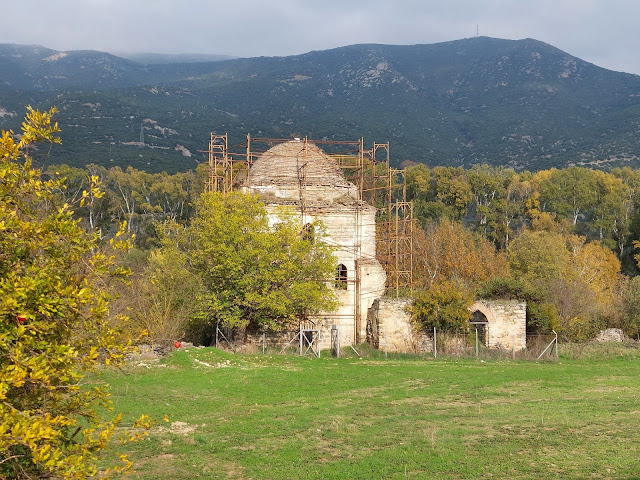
3;37;640;173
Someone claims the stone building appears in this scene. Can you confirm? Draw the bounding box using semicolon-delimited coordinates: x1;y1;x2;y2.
241;139;387;349
210;134;525;354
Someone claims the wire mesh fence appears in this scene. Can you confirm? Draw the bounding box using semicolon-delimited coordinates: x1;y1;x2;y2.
216;323;564;361
409;330;559;360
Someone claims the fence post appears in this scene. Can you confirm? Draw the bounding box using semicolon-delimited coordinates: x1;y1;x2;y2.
215;323;218;349
331;325;340;358
262;331;266;355
299;323;303;356
553;330;558;359
433;326;437;359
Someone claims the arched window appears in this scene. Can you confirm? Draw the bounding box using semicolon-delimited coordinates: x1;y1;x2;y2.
301;223;315;243
335;264;348;290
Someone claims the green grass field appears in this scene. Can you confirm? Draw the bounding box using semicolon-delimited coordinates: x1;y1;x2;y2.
102;345;640;479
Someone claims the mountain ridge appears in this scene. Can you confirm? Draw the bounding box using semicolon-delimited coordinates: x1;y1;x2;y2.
1;37;640;173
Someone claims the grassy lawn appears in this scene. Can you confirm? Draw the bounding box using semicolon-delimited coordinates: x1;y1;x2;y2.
101;345;640;479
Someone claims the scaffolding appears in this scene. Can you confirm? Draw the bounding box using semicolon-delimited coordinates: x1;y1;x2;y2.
205;133;231;194
206;133;415;298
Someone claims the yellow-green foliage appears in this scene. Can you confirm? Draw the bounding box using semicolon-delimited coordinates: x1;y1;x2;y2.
0;108;149;479
411;281;473;333
158;192;338;333
509;228;622;340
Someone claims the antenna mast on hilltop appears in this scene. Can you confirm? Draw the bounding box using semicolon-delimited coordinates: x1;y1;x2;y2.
476;24;479;37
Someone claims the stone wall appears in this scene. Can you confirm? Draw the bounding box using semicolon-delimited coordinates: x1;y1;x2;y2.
367;298;527;354
470;300;526;351
367;297;423;353
263;202;386;349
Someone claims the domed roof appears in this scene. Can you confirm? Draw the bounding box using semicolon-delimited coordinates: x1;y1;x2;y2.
246;140;358;203
248;140;351;190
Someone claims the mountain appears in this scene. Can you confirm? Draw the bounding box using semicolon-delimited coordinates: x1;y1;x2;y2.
1;37;640;173
113;52;236;65
0;43;235;90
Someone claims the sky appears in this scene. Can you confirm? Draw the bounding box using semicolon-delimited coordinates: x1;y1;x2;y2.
3;0;640;74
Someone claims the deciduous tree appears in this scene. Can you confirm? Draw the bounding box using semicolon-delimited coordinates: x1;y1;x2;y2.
414;219;508;290
411;281;473;333
161;192;338;333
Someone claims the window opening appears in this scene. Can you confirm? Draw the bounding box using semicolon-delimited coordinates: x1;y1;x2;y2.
335;263;348;290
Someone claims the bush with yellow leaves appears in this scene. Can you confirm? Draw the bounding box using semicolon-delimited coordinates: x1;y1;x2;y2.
0;108;150;479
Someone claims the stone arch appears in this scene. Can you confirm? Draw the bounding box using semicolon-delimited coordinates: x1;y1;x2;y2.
469;301;497;324
469;301;496;347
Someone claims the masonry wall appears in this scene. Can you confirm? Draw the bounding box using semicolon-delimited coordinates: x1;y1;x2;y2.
264;202;386;348
472;300;527;351
367;297;424;353
367;298;527;354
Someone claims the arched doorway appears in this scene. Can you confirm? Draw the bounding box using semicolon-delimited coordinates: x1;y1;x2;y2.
470;309;488;346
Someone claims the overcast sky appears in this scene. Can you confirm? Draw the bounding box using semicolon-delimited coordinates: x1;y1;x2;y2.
3;0;640;74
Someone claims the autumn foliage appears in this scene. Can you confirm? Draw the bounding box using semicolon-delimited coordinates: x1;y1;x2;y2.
0;108;149;479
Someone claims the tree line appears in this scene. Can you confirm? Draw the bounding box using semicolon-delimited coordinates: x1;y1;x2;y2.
36;159;640;342
406;163;640;341
406;163;640;270
50;161;640;274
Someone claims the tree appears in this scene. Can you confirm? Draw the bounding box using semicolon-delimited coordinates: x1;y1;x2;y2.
413;219;509;290
568;238;621;307
130;242;204;345
621;276;640;339
535;167;598;226
589;170;630;252
163;192;338;334
411;281;473;333
406;165;471;223
0;108;148;479
508;229;570;292
509;228;623;341
467;164;509;242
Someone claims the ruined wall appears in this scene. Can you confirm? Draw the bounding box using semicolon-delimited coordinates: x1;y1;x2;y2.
263;203;386;349
367;298;527;354
470;300;526;351
366;298;425;353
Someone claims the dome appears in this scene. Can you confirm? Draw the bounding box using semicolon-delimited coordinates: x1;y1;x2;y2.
249;140;350;188
247;140;357;202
